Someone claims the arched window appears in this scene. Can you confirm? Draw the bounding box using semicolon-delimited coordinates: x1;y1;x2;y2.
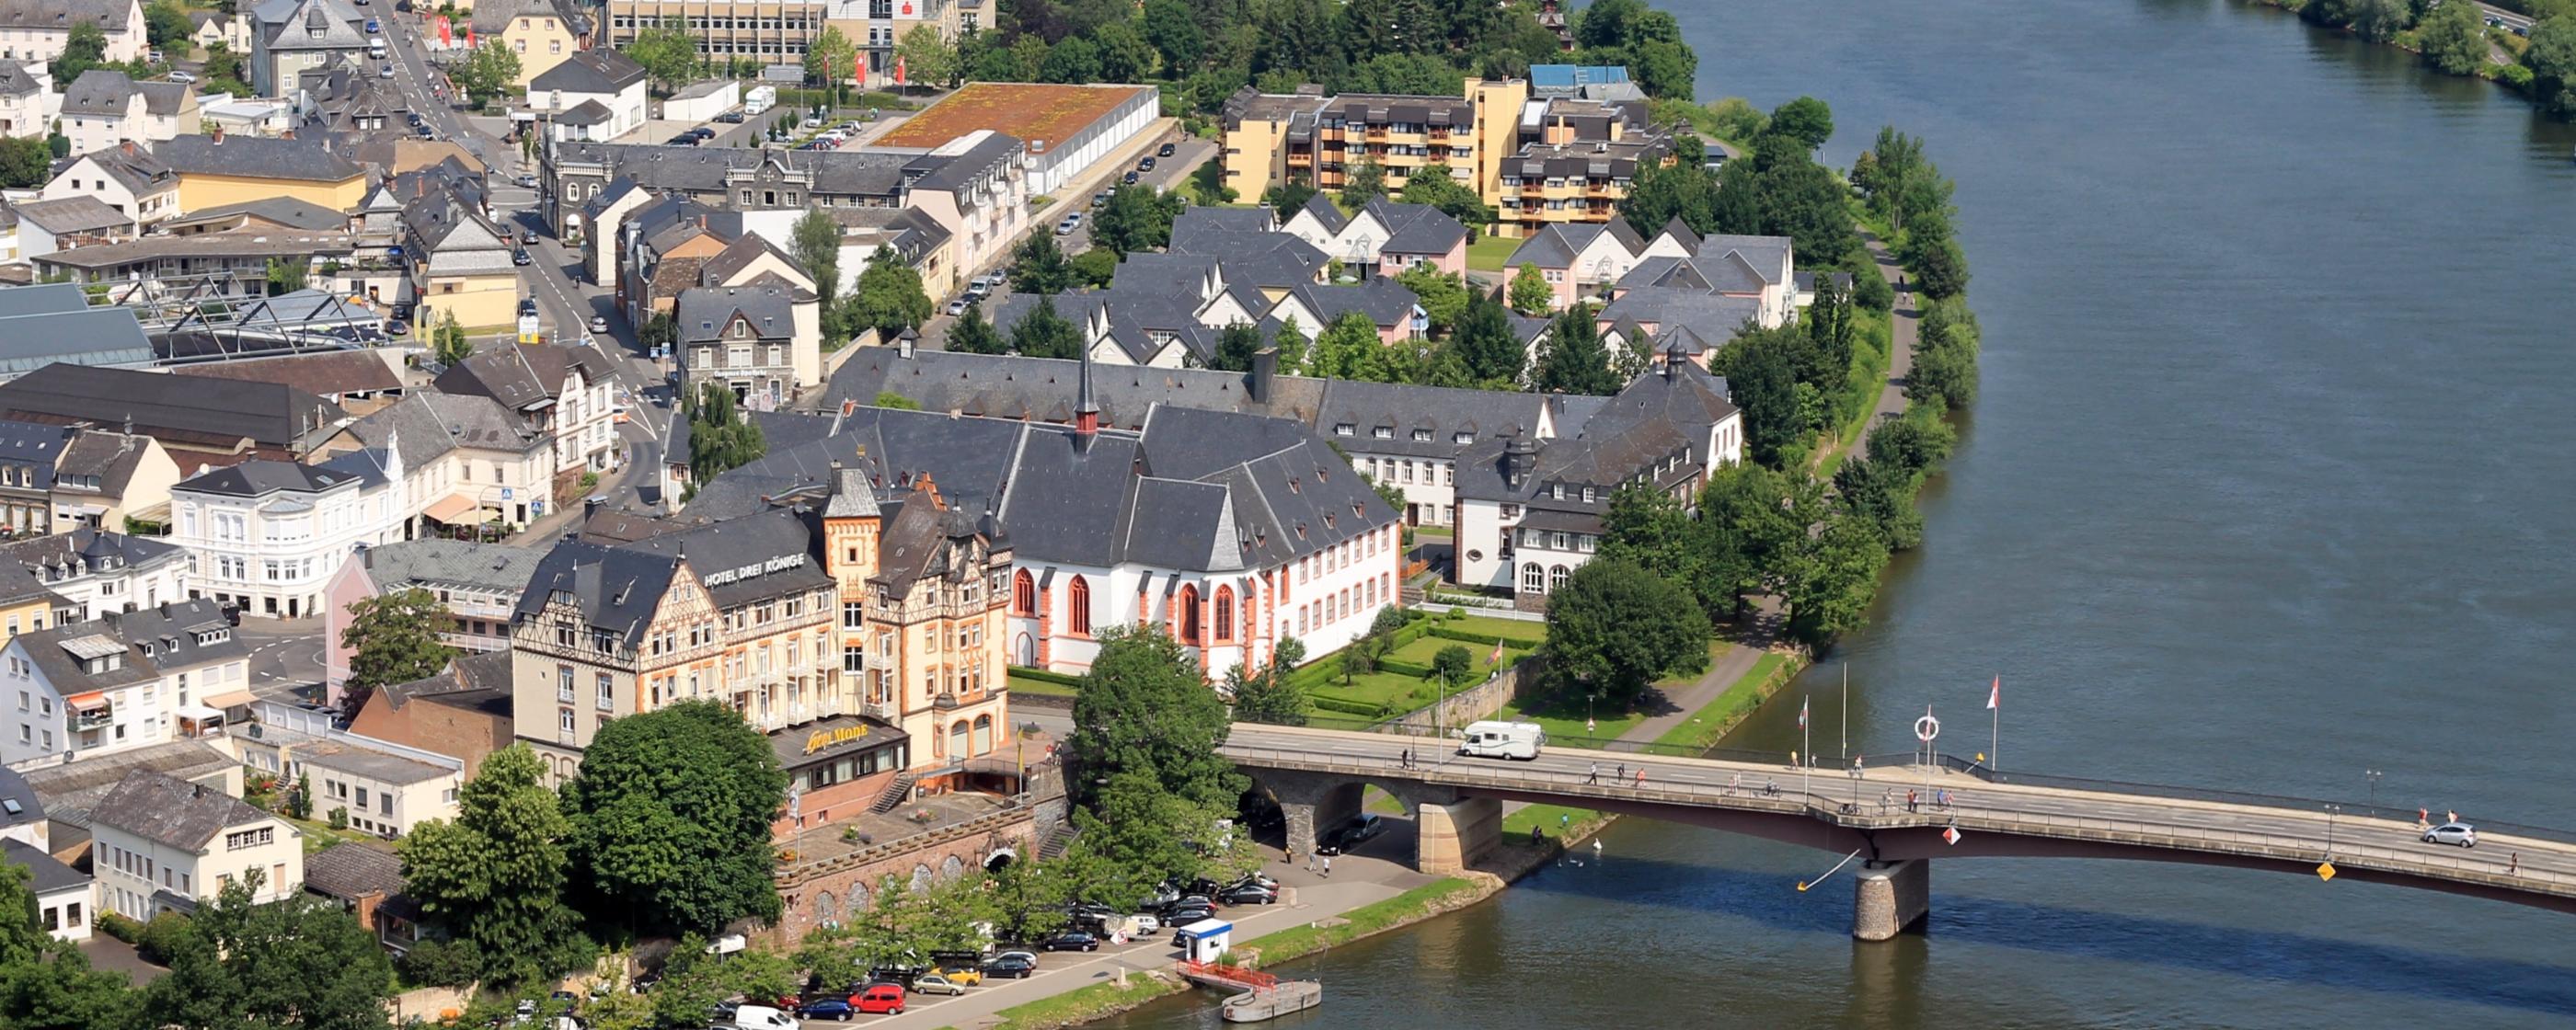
910;864;933;893
1012;569;1034;615
1521;563;1545;594
1550;565;1570;592
1213;586;1235;642
949;720;970;760
972;714;994;753
816;890;837;920
847;881;871;913
939;854;965;882
1067;576;1091;635
1177;584;1201;645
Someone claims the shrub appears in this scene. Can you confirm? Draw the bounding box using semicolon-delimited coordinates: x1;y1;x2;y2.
1427;625;1543;650
135;912;191;964
328;806;349;830
1310;694;1390;717
397;938;485;989
97;911;142;944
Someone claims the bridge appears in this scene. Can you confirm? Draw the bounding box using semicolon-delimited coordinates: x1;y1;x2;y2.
1218;724;2576;940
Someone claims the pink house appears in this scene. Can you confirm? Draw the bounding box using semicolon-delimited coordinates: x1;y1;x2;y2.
1280;195;1469;279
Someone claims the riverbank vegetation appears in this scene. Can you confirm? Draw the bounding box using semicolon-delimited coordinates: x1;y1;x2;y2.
2270;0;2576;119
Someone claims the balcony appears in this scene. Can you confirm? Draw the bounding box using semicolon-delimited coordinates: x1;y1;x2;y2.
73;707;112;731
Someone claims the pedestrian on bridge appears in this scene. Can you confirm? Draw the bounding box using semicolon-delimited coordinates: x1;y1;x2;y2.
2448;809;2458;825
1635;768;1646;787
2419;807;2431;830
2511;852;2520;876
1853;756;1865;779
1616;763;1626;783
1587;761;1600;784
1907;789;1919;813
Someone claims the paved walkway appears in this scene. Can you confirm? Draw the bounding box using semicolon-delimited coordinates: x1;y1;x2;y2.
1832;231;1919;467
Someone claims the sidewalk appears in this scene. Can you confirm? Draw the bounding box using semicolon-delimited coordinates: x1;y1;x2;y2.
1830;230;1919;466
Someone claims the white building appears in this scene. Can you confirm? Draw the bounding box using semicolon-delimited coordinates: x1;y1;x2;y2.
231;730;461;838
0;530;192;624
89;768;301;919
431;345;621;474
0;0;145;66
525;49;648;143
0;599;248;766
170;446;411;620
2;838;92;941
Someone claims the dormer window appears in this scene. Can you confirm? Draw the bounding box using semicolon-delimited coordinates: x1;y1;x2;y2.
1551;484;1565;499
1581;486;1595;503
1334;424;1353;436
1453;431;1473;444
1372;427;1393;440
1412;429;1432;442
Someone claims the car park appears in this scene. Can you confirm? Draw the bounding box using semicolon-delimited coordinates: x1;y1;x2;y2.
1039;931;1100;952
2423;822;2478;847
911;974;968;996
853;985;905;1015
794;999;853;1021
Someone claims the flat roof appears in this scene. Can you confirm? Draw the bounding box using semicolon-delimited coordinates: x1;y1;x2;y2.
874;83;1151;152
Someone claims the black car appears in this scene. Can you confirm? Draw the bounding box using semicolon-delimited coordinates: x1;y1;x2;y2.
512;248;532;266
1038;931;1099;952
1138;156;1156;171
390;303;413;322
1216;884;1277;906
1067;901;1120;921
982;956;1037;978
1161;893;1213;914
1316;813;1386;855
1091;191;1110;208
1157;143;1177;157
1122;170;1140;185
522;229;538;246
1165;905;1216;927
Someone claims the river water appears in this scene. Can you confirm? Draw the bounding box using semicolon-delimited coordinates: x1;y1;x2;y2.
1098;3;2576;1027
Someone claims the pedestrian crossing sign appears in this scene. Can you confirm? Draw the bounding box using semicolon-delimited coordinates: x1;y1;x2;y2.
2317;861;2337;882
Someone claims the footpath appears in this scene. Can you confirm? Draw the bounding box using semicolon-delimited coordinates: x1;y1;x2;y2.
1831;231;1919;467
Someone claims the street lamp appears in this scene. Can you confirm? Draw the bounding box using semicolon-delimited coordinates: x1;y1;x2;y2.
2324;803;2340;859
2364;769;2384;817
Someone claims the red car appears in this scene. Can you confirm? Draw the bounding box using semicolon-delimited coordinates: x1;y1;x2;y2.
856;984;905;1015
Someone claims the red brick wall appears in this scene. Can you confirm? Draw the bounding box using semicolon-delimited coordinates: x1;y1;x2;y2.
769;809;1037;947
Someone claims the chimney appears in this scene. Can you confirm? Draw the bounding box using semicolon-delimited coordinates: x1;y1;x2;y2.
351;888;383;932
583;495;604;520
1248;348;1277;405
121;140;133;156
896;326;916;359
211;125;224;144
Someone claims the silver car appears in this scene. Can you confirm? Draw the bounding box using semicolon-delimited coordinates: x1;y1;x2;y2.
2421;822;2477;848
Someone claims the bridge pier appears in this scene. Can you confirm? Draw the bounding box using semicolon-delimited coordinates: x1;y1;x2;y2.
1852;860;1929;942
1415;796;1501;875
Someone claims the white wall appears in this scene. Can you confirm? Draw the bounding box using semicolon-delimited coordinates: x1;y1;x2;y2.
172;471;409;620
95;812;299;920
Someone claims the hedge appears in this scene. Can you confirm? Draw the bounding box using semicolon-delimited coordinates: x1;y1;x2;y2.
1007;666;1083;687
1428;625;1544;650
1374;658;1434;679
1310;694;1392;717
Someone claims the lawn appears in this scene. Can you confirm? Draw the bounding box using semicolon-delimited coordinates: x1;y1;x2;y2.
1501;802;1598;841
1298;613;1546;717
1466;235;1523;272
282;814;373;855
983;974;1184;1030
1498;692;1642;742
1651;652;1793;751
1007;672;1077;699
1238;877;1482;964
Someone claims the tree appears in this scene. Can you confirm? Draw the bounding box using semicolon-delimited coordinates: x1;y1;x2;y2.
1141;0;1205;74
1068;626;1244;812
0;864;137;1030
1723;327;1801;468
1094;19;1155;83
1091;184;1184;257
850;246;933;339
805;26;857;93
1394;265;1469;336
686;382;767;483
1542;559;1705;710
637;310;675;356
1447;294;1524;383
946;301;1006;355
399;745;586;987
2417;0;2490;75
2528;17;2576;119
1429;644;1473;685
1338;156;1387;210
1306;310;1395;381
1834;455;1923;552
144;1;190;50
432;310;474;366
56;24;107;84
1069;247;1119;289
623;23;699;92
563;700;788;936
1261;180;1317;215
1765;96;1835;154
1209;322;1265;372
1784;507;1890;647
1508;262;1553;315
1908;237;1970;300
144;875;397;1030
1910;298;1982;411
1227;638;1308;726
264;257;306;295
1597;484;1699;590
1619;151;1720;238
1395;166;1492;226
1008;295;1085;360
1189;153;1236;204
1534;306;1619;395
894;24;959;88
0;136;47;189
790;208;843;310
1009;232;1075;295
452;41;523;104
338;588;456;716
1041;36;1100;83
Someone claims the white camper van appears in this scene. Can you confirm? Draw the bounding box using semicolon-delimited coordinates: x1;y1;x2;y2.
1456;720;1546;761
731;1005;799;1030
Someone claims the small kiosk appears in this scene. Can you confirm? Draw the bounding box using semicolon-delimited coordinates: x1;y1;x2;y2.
1175;918;1233;963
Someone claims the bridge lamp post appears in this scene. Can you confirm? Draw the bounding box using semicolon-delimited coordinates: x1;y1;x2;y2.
2364;769;2384;818
2324;803;2340;860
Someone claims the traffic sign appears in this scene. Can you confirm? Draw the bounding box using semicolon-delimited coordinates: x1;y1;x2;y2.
1942;825;1962;847
2316;861;2337;882
500;487;514;500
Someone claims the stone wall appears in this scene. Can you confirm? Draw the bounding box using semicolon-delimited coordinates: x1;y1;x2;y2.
769;807;1037;947
1378;655;1544;739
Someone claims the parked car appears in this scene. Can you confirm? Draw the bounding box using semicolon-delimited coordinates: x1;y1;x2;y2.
516;173;539;188
1138;156;1156;171
1122;170;1140;185
1233;872;1282;890
730;1004;798;1030
911;974;968;996
167;70;195;84
1126;912;1162;934
1165;905;1216;927
853;985;905;1015
945;298;969;316
1054;217;1080;235
1161;894;1213;915
379;63;396;78
2423;822;2478;848
1039;931;1100;952
1216;884;1277;906
928;963;981;987
718;110;745;122
1157;142;1177;157
1091;191;1111;208
384;318;409;336
1316;813;1385;855
1067;901;1118;922
793;999;853;1022
589;315;609;332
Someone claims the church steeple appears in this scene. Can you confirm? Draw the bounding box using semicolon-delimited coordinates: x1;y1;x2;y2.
1074;348;1099;438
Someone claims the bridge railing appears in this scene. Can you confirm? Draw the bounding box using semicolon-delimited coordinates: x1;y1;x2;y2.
1929;755;2576;847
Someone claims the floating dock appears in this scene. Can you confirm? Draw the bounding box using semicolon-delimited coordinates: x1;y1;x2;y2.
1176;961;1323;1023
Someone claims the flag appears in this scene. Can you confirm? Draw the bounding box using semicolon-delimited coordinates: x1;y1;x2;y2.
1798;697;1808;730
1487;639;1503;666
894;53;907;86
1986;675;1999;711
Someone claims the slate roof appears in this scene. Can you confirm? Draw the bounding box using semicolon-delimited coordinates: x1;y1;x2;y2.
160;196;351;233
0;765;40;831
906;131;1022;194
674;284;796;344
1595;287;1764;336
1170;206;1277;239
291;738;452;784
10;600;244;704
468;0;576;33
75;144;178;197
530;49;645;94
1290;192;1345;236
174;349;401;397
1457;363;1739;506
16;739;231;830
153;132;362;183
550;142;913;200
92;769;277;852
0;530;182;610
433;344;612;412
1314;380;1565;460
2;839;87;895
0;60;39;97
697;232;812;293
136;81;192;118
339;391;544;472
554;98;613;126
515;508;828;647
374;648;512;716
1362;200;1466;256
12;195;131;235
60;70;137;118
0;420;70;491
512;539;676;648
1695;234;1792;285
176;457;363;498
1505;220;1643;270
303;840;416;917
353;539;547;595
53;429;158;498
257;0;368;52
868;484;1002;596
1286;278;1419;328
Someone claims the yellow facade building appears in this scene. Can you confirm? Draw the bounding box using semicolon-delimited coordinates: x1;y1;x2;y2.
156;132;368;215
472;0;588;87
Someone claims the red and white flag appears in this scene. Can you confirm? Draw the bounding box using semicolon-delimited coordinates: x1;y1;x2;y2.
1986;675;1999;711
894;54;907;86
1487;639;1503;666
1798;697;1809;730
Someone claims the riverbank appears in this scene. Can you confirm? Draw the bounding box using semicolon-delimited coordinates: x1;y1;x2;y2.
2244;0;2562;114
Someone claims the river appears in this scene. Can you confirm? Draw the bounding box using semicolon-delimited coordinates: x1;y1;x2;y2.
1096;2;2576;1027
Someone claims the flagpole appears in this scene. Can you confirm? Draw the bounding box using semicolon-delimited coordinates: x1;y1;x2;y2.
1800;695;1811;806
1990;674;2000;772
1839;665;1847;764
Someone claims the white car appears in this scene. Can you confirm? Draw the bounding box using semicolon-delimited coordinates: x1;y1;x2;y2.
911;974;968;996
2422;822;2478;848
588;315;608;333
379;64;396;78
167;71;195;84
1126;913;1161;934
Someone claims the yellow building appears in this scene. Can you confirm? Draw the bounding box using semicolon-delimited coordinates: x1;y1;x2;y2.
472;0;588;87
395;179;523;333
155;131;368;215
1220;79;1526;204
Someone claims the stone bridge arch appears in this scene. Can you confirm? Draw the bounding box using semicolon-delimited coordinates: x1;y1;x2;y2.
1248;767;1501;875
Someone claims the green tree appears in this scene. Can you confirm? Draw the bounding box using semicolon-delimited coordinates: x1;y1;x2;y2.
2416;0;2490;75
1091;184;1184;257
1907;236;1970;301
623;23;699;92
1209;321;1265;372
2524;17;2576;119
432;310;473;366
850;245;933;339
264;257;306;295
1597;484;1699;591
1542;559;1706;710
1909;298;1982;411
1534;305;1619;395
637;310;675;356
1833;455;1923;552
1272;315;1311;374
1094;19;1155;83
337;588;457;715
563;700;788;937
1141;0;1205;74
1261;180;1318;215
1619;149;1721;238
894;24;959;88
1068;626;1244;813
1339;156;1388;210
1395;166;1493;226
1721;326;1801;468
1069;247;1118;288
399;745;586;987
289;772;313;819
0;863;138;1030
144;875;397;1030
1447;294;1524;383
872;391;921;410
1008;295;1085;360
1784;506;1890;647
1690;464;1805;619
56;24;107;84
144;1;191;50
452;41;523;103
1189;153;1236;204
1010;232;1075;295
789;208;843;311
946;301;1006;355
1507;262;1553;315
1394;265;1468;335
1227;637;1308;727
1306;310;1395;381
1765;96;1835;154
1041;36;1101;82
1428;644;1473;684
685;382;767;482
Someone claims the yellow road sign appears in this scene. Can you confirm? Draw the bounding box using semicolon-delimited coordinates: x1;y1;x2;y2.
2317;861;2337;882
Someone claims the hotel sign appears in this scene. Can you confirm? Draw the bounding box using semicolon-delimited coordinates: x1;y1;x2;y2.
701;554;806;588
803;724;870;755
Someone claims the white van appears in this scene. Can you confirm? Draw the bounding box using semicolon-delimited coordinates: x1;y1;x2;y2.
732;1005;799;1030
1456;720;1546;761
366;37;387;59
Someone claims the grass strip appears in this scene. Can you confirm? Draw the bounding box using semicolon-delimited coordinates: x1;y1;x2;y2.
1238;877;1482;965
982;974;1188;1030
